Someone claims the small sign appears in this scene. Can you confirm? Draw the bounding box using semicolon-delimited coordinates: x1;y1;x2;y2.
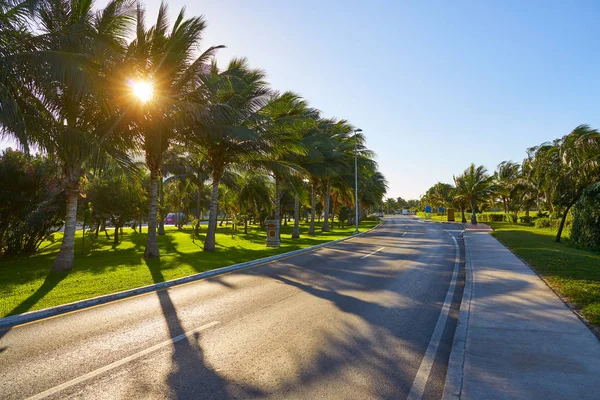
265;219;280;248
425;205;432;213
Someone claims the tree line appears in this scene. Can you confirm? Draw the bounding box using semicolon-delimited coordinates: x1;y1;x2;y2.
0;0;387;270
416;125;600;245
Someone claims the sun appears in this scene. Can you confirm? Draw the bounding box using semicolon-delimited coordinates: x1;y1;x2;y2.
132;80;153;103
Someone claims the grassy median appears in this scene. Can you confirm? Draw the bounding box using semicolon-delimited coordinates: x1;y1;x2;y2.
490;222;600;328
0;220;378;318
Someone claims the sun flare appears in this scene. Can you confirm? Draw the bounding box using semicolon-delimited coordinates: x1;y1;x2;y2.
132;80;153;103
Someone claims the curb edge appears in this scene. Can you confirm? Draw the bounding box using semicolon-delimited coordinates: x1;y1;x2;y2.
442;229;473;400
0;221;382;330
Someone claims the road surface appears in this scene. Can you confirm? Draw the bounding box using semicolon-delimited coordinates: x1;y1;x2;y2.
0;216;465;399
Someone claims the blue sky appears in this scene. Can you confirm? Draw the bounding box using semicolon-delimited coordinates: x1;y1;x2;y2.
3;0;600;199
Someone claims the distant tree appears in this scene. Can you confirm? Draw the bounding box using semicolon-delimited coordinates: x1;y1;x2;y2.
454;164;494;224
88;169;147;245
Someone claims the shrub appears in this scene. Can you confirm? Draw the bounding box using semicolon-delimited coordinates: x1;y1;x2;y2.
571;183;600;248
536;211;549;218
0;149;64;255
488;214;504;222
519;216;534;224
504;214;518;223
535;218;551;228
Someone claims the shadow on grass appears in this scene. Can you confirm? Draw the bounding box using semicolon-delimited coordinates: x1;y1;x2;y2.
7;272;68;317
0;271;68;340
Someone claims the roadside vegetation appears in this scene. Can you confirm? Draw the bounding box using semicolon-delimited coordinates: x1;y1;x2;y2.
400;124;600;329
0;0;388;304
0;220;378;318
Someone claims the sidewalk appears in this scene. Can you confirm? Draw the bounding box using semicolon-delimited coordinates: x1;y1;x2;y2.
444;230;600;400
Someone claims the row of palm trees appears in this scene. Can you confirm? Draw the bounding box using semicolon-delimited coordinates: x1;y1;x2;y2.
0;0;387;272
417;124;600;242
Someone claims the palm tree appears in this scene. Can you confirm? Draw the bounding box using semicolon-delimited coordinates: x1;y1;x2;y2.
455;163;494;224
495;161;520;213
453;176;469;223
1;0;138;271
255;91;310;240
189;58;282;252
552;125;600;242
125;3;222;258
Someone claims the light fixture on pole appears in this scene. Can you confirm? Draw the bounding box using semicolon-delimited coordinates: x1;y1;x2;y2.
354;128;362;234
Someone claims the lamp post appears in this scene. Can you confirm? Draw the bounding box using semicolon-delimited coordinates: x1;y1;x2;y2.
354;128;362;234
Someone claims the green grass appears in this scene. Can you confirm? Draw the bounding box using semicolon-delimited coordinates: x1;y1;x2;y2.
490;222;600;328
0;220;377;318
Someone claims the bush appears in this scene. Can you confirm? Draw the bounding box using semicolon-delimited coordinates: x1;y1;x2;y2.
536;211;549;218
504;214;518;223
0;149;64;255
535;218;551;228
519;216;534;224
489;214;504;222
571;183;600;248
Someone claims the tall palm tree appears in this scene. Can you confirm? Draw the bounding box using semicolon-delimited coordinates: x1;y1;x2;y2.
255;91;310;240
189;58;281;252
495;161;520;213
1;0;137;271
455;163;493;224
125;3;222;258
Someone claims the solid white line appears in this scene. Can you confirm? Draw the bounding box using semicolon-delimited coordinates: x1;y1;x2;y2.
27;321;220;400
360;246;385;259
407;230;460;400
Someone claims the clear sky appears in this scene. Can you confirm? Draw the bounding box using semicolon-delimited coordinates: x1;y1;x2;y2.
3;0;600;199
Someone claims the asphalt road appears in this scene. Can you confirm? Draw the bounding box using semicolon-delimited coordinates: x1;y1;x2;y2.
0;216;465;400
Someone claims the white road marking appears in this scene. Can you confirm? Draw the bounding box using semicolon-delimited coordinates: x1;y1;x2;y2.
27;321;220;400
407;230;460;400
360;247;385;259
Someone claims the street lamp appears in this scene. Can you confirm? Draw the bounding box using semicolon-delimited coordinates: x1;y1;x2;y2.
354;128;362;234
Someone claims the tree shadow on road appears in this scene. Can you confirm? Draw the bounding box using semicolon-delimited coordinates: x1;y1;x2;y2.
146;258;265;399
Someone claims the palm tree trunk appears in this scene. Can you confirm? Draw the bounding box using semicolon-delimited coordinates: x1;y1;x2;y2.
470;199;478;224
195;188;201;235
204;176;220;252
114;224;119;245
158;176;165;235
461;208;467;223
52;181;79;272
322;179;331;232
274;177;282;241
244;217;248;234
292;197;300;239
555;203;574;243
308;182;316;235
144;168;160;258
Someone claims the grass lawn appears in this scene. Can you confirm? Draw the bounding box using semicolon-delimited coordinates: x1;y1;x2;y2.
0;219;378;318
490;222;600;328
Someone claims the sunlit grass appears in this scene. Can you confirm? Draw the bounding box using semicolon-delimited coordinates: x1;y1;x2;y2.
0;220;377;318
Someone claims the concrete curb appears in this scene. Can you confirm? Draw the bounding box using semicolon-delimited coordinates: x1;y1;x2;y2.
442;230;473;400
0;222;382;330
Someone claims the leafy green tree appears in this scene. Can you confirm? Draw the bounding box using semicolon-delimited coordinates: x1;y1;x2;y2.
0;149;64;254
570;183;600;248
88;169;147;245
